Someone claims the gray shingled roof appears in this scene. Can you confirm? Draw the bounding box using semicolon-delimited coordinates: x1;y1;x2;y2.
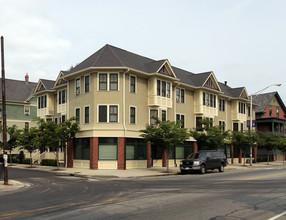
0;78;37;103
66;44;248;98
40;79;56;90
252;92;286;113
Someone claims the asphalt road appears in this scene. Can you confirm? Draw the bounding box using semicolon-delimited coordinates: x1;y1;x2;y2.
1;166;286;220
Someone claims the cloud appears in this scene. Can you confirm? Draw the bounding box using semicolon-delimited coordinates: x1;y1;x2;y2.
0;0;71;81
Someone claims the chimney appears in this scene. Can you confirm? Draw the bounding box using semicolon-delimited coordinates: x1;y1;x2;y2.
224;81;227;85
25;73;29;84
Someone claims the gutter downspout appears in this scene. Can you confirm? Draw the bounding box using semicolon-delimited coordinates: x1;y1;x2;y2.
123;69;130;136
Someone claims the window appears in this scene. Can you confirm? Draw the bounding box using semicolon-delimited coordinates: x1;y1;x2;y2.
85;106;89;124
98;105;118;123
203;92;216;107
125;138;147;160
238;102;246;114
38;95;47;109
269;106;272;116
241;123;244;132
219;121;225;131
176;88;180;102
176;114;185;128
276;107;279;118
59;90;66;104
98;137;117;160
219;99;225;111
130;76;136;93
85;75;90;93
162;81;166;97
109;105;118;122
181;89;185;103
25;122;29;128
167;82;171;98
130;107;136;124
99;105;108;122
150;109;158;125
55;118;58;124
196;117;203;131
76;78;80;95
233;123;239;131
61;115;66;123
74;138;90;160
99;74;107;90
110;74;118;91
75;108;80;122
248;106;251;117
99;73;118;91
157;80;161;96
162;110;166;121
157;80;171;98
24;106;30;115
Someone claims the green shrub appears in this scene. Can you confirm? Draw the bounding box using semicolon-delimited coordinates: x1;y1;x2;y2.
22;158;31;164
18;151;25;164
41;159;57;166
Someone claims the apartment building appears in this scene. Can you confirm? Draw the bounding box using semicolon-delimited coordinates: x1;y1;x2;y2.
33;44;255;169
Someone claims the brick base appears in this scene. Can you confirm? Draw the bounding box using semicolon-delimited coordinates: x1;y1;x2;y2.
67;140;74;168
117;137;125;170
147;141;151;168
90;137;98;170
162;149;167;167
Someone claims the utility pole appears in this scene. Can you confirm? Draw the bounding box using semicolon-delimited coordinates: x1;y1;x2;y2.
1;36;8;185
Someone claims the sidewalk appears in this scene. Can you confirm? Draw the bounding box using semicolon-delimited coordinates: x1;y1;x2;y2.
1;161;285;192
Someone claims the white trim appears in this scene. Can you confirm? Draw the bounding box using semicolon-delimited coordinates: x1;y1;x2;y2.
75;78;81;95
84;74;90;94
97;72;119;91
75;107;81;124
129;75;137;94
97;104;120;123
84;105;90;124
129;105;137;124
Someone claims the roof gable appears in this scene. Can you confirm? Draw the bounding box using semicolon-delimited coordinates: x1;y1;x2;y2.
253;92;286;114
35;79;55;93
54;71;67;87
157;60;177;78
202;72;221;91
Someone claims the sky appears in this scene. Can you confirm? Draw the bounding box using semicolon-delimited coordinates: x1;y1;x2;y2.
0;0;285;101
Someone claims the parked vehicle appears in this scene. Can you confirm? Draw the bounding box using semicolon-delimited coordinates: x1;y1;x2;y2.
180;150;227;174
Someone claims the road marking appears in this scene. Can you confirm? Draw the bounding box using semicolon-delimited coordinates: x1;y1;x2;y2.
0;197;127;219
268;211;286;220
215;173;286;184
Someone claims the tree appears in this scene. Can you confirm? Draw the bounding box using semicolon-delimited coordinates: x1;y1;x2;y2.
140;118;190;172
7;125;21;165
231;130;258;166
277;137;286;163
57;117;80;169
190;119;229;150
18;127;39;167
258;132;284;164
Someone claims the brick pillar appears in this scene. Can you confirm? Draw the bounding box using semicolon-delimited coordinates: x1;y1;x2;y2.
231;145;234;164
254;147;257;162
239;148;242;163
194;141;198;153
162;149;167;167
147;141;151;168
90;137;98;170
67;140;74;168
117;137;125;170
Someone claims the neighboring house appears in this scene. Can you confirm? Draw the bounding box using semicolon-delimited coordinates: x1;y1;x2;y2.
0;74;37;154
0;74;37;130
34;44;256;169
253;92;286;161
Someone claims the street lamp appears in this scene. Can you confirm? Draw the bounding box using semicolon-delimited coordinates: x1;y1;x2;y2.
249;83;282;166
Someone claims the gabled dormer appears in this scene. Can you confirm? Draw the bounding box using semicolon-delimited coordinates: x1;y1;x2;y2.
202;72;221;92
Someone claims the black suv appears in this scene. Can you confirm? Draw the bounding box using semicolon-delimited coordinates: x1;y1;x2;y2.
180;150;227;174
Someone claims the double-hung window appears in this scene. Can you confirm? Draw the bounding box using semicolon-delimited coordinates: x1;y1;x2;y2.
99;74;107;90
176;114;185;128
162;81;166;97
176;88;185;103
98;105;118;123
38;95;47;109
150;109;158;125
75;108;80;123
99;73;118;91
110;74;118;91
76;78;80;95
85;106;90;124
59;90;66;104
130;76;136;93
162;110;167;121
85;75;90;93
130;107;136;124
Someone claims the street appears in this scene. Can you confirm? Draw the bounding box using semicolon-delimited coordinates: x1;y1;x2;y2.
1;166;286;220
